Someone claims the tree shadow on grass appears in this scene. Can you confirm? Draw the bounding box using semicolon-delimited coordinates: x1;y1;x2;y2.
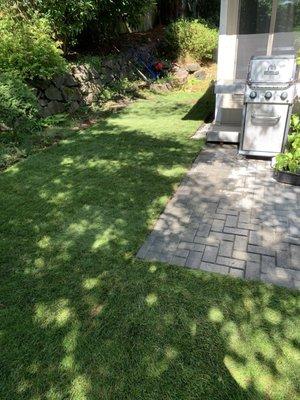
0;105;299;400
182;82;215;121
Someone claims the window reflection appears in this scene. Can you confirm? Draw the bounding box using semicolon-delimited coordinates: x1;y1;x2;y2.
239;0;300;34
239;0;272;35
276;0;300;32
236;0;300;80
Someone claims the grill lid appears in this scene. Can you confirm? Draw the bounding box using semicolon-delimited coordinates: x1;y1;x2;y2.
248;55;297;86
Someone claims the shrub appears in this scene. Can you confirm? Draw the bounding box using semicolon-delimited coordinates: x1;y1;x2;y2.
0;15;66;80
0;72;39;133
275;115;300;174
165;18;218;62
290;113;300;134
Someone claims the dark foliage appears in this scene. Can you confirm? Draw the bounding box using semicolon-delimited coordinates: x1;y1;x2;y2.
157;0;220;26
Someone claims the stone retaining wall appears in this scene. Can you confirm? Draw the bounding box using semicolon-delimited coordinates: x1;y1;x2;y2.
32;44;157;117
31;44;207;117
33;62;132;117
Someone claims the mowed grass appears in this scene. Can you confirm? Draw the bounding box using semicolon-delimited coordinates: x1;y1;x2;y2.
0;87;299;400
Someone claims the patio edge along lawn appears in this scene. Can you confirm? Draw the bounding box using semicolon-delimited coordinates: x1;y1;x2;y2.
0;83;299;400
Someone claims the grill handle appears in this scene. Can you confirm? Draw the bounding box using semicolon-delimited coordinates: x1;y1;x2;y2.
251;113;281;126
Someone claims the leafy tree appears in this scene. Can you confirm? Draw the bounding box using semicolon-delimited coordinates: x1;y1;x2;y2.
1;0;156;50
96;0;156;31
0;0;96;50
83;0;156;45
183;0;220;25
157;0;220;26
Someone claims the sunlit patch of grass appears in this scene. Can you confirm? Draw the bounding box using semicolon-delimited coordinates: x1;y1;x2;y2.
264;308;282;325
208;307;224;323
149;265;157;273
38;235;52;249
82;278;100;290
70;375;91;400
145;293;158;307
35;299;72;328
165;346;178;360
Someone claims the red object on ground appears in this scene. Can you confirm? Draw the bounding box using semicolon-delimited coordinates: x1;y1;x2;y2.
153;61;164;71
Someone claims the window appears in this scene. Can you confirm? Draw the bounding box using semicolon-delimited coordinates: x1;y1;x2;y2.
275;0;300;32
239;0;300;34
239;0;272;34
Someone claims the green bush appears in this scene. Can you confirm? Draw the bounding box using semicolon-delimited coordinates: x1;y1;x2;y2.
0;72;39;133
290;113;300;134
165;19;218;62
275;115;300;174
0;15;66;79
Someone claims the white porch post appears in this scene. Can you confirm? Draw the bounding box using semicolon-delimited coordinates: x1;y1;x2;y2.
267;0;279;55
217;0;240;82
215;0;241;125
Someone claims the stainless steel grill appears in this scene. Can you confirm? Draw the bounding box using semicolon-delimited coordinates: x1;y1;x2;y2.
239;55;298;157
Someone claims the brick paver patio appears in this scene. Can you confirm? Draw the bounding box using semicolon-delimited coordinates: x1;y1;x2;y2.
137;145;300;289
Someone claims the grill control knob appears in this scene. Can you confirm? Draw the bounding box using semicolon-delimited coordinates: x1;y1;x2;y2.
249;91;257;99
265;91;272;100
281;92;288;101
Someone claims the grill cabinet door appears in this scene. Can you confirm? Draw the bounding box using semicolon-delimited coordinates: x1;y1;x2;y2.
242;103;289;154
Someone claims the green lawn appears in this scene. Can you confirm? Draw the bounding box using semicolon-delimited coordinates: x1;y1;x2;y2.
0;89;299;400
